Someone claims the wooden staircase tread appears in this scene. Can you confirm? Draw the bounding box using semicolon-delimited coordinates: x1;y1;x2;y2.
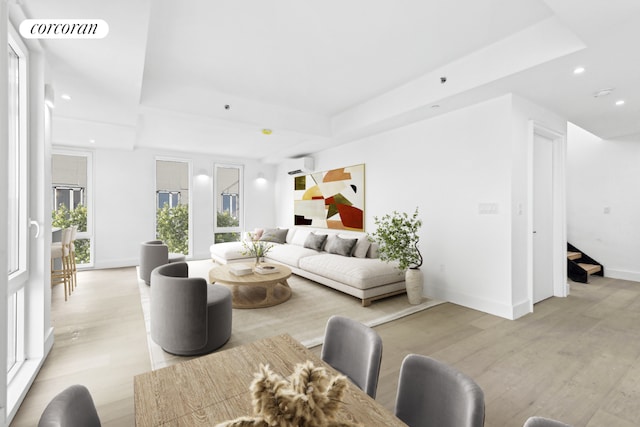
567;244;604;283
567;251;582;260
578;263;602;275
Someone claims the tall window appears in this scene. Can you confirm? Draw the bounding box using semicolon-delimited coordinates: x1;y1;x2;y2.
214;164;243;243
7;43;21;275
156;160;190;255
7;31;27;379
51;153;92;266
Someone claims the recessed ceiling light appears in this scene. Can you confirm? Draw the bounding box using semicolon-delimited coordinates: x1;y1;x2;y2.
89;139;95;144
573;66;585;75
61;94;71;101
615;100;625;106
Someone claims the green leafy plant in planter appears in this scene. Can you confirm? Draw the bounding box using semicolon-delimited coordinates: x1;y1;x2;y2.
368;207;424;304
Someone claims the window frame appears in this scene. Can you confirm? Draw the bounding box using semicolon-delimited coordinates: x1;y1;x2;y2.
51;150;94;268
154;157;192;257
6;23;28;382
213;163;244;241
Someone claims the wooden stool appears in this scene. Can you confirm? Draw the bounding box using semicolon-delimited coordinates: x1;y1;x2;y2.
51;227;72;301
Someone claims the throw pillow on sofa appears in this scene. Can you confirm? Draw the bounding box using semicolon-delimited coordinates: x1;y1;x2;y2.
326;235;358;257
291;229;312;246
367;242;380;258
335;233;370;258
304;233;328;251
260;228;288;244
252;228;264;240
323;234;339;253
351;238;371;258
243;228;264;242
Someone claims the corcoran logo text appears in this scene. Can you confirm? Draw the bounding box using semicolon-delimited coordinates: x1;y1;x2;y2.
19;19;109;39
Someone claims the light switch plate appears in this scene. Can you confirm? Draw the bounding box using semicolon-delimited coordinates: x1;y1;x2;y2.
478;203;499;214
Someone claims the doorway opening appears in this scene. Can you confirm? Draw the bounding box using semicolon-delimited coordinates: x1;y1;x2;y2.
529;122;568;310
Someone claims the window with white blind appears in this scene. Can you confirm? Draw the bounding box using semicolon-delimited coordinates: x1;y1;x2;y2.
155;159;191;256
51;153;93;266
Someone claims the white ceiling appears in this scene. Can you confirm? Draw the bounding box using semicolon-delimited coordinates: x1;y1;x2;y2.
18;0;640;162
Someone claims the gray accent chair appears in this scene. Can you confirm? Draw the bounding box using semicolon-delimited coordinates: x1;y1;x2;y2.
321;315;383;398
395;354;485;427
150;262;232;356
38;384;101;427
524;417;572;427
139;240;185;285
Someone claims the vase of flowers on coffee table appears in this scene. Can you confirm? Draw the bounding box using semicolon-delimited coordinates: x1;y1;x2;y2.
242;233;274;267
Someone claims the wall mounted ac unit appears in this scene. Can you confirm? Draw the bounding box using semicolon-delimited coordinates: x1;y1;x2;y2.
287;157;314;176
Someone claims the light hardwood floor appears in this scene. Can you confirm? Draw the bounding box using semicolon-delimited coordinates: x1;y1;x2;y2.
10;267;640;426
10;267;150;427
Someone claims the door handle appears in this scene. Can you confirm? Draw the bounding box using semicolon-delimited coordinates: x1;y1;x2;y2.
29;219;41;238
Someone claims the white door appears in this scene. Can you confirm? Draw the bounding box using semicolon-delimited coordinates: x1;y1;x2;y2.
533;133;554;303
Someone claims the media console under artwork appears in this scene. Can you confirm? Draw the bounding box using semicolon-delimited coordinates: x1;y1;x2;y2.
293;164;365;231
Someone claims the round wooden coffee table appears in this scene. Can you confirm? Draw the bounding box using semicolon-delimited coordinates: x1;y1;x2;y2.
208;263;292;309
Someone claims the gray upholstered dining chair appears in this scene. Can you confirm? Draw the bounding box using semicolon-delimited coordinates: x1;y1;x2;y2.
395;354;485;427
139;240;185;285
38;384;101;427
321;315;383;398
150;262;232;356
524;416;572;427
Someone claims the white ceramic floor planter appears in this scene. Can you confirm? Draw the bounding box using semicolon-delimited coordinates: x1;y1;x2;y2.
405;268;424;304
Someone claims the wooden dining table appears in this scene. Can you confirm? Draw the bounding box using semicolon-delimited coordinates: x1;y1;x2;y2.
134;334;407;426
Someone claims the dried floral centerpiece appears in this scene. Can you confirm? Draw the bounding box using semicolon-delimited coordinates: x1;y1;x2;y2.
215;360;357;427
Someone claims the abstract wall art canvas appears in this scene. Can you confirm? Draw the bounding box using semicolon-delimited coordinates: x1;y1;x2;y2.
293;164;365;231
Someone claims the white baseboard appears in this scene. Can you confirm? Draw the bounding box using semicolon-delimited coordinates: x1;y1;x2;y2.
45;326;54;355
605;269;640;282
425;284;526;320
511;299;532;319
93;258;139;269
92;255;209;271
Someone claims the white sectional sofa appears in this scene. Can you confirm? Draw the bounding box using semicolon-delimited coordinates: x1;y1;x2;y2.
209;227;406;306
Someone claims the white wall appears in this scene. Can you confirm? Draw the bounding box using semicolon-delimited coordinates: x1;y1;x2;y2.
275;94;567;319
567;124;640;281
77;146;277;268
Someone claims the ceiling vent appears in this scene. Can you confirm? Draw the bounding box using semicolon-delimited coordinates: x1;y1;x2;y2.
593;88;614;98
287;157;314;176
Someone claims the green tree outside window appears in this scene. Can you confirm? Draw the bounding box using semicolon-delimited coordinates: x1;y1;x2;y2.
52;203;90;264
156;203;189;254
215;210;240;243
